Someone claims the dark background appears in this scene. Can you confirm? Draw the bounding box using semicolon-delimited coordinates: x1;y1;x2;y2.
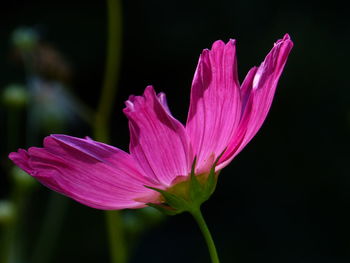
1;1;349;263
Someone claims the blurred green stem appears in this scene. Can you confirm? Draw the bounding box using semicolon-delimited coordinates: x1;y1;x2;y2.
31;194;68;263
94;0;125;263
7;109;20;152
190;208;220;263
1;108;25;263
105;210;127;263
1;181;29;263
95;0;122;141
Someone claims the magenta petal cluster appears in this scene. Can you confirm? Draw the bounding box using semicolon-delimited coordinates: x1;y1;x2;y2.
9;35;293;210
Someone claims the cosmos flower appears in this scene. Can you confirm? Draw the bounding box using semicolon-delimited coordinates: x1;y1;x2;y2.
9;34;293;211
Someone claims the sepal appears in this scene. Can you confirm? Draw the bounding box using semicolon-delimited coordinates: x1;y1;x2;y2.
146;203;182;216
145;151;224;216
145;186;190;213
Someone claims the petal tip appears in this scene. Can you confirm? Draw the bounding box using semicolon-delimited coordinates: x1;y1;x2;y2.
275;34;294;48
282;33;291;40
124;100;135;113
124;86;157;115
8;148;34;175
228;38;237;45
211;39;226;50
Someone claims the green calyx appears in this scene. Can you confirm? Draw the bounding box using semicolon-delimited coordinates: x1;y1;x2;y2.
146;154;222;216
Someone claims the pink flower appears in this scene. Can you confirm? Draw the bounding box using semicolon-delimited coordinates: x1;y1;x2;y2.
9;35;293;210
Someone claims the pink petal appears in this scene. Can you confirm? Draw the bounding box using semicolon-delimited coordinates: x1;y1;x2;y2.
9;135;161;210
157;92;171;114
219;34;293;168
186;39;241;172
9;149;34;174
123;86;193;187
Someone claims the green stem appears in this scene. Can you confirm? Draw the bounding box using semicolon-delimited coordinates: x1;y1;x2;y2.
190;208;220;263
95;0;122;142
94;1;125;263
105;211;127;263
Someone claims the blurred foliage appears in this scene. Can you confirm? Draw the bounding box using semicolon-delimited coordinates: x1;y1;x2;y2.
0;201;14;225
2;84;28;109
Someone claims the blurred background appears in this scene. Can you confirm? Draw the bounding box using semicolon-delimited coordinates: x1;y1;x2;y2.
0;0;349;263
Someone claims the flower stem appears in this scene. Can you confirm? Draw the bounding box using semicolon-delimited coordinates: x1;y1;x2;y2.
105;211;127;263
190;208;220;263
95;0;122;141
94;0;125;263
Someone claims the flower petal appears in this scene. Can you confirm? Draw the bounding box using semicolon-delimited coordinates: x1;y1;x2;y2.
186;39;241;172
219;34;293;168
123;86;192;187
9;135;160;210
